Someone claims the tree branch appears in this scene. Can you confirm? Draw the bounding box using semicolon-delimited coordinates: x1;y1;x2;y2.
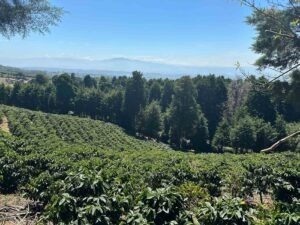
241;0;297;36
265;29;295;39
288;0;300;14
268;63;300;83
261;131;300;153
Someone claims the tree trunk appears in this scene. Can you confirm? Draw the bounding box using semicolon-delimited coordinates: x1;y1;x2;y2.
261;131;300;153
259;192;263;204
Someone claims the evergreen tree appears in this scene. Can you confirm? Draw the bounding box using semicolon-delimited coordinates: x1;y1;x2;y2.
44;84;56;112
104;90;123;124
0;84;10;104
148;81;161;103
9;82;22;106
160;80;174;112
288;70;300;116
245;81;276;123
230;115;278;153
74;89;104;119
98;76;112;91
270;80;293;121
212;119;231;153
161;111;171;143
88;90;105;119
270;71;300;121
136;101;162;139
195;75;228;140
274;115;287;139
252;118;278;152
83;75;97;88
169;76;207;148
0;0;63;38
230;116;256;153
52;73;76;113
245;0;300;71
74;89;90;116
190;114;209;152
123;71;145;130
32;74;49;85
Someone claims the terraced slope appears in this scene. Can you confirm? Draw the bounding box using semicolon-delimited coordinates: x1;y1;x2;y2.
0;105;171;152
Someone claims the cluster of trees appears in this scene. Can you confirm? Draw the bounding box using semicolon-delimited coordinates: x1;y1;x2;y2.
0;70;299;152
0;0;299;153
208;0;300;153
213;73;300;153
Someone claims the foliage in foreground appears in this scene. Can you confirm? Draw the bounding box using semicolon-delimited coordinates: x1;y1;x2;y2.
0;105;299;224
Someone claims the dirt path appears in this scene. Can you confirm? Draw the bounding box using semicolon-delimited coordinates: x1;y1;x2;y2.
0;195;36;225
0;116;10;134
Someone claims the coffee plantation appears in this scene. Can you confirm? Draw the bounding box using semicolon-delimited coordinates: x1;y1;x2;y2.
0;105;299;224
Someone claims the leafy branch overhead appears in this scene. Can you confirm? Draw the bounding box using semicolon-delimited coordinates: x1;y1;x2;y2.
0;0;64;38
241;0;300;79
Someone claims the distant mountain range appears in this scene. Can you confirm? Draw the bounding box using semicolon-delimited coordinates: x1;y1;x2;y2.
0;64;46;77
0;57;260;79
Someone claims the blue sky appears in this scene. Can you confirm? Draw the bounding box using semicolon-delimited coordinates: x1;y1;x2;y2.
0;0;259;68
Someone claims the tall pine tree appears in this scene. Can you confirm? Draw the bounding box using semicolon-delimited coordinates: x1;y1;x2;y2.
169;76;208;149
123;71;145;130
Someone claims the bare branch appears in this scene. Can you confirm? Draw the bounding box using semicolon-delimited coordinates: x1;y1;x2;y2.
268;63;300;83
261;131;300;153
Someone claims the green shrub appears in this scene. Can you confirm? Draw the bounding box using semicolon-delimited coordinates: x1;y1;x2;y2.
177;182;209;209
197;196;257;225
242;165;274;204
43;169;112;224
135;187;185;225
201;170;223;197
272;169;300;204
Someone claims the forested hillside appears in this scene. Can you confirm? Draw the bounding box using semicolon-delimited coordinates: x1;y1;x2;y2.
0;71;299;153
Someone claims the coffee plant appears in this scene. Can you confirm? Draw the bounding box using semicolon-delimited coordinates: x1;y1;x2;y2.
0;105;299;224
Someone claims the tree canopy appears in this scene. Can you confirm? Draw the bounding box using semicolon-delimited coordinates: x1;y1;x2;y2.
0;72;299;152
123;71;145;130
242;0;300;80
0;0;63;38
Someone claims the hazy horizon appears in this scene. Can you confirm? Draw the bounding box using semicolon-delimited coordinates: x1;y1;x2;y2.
0;0;260;72
0;56;265;79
